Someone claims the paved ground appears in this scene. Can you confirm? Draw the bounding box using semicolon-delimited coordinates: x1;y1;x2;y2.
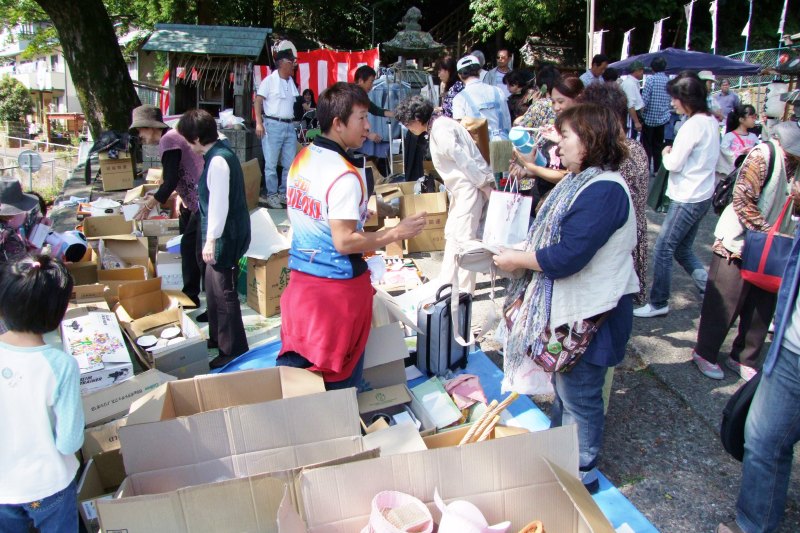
55;166;800;532
415;208;800;533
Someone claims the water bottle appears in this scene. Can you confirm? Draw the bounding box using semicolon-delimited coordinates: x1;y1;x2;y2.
509;126;547;167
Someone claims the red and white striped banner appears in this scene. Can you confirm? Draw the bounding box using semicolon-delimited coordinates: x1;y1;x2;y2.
254;48;380;96
159;48;379;116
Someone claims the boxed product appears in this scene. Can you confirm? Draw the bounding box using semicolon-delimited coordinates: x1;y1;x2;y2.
82;368;176;429
156;252;183;290
99;151;134;192
244;208;291;318
60;308;133;395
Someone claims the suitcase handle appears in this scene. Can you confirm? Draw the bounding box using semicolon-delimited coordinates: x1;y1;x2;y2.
435;283;453;304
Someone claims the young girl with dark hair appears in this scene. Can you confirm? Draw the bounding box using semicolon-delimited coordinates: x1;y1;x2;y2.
0;254;83;532
717;104;760;176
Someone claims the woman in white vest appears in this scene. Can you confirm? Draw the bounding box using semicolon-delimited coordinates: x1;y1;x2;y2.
691;121;800;381
493;103;639;494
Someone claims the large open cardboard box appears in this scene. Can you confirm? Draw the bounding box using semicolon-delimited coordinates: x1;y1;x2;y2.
114;278;206;376
296;427;615;533
77;448;126;533
82;215;135;240
245;209;291;318
66;247;99;286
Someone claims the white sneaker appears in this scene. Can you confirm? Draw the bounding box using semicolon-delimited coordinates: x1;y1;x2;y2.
692;352;725;380
633;303;669;318
265;194;282;209
279;194;288;205
725;357;758;382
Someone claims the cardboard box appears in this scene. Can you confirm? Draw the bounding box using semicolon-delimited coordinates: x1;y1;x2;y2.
114;278;206;375
361;289;420;388
124;366;326;426
82;417;128;461
82;369;176;427
156;252;183;290
244;209;291;317
139;217;180;237
247;252;290;317
145;168;162;183
60;308;133;395
242;158;262;211
98;235;150;272
67;248;99;286
77;449;126;533
297;427;615;533
123;184;160;204
376;184;448;253
357;383;435;435
422;423;529;449
82;215;135;240
118;387;361;481
99;152;134;191
69;283;110;311
98;471;290;533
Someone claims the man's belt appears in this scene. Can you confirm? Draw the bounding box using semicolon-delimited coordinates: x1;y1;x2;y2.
264;115;293;123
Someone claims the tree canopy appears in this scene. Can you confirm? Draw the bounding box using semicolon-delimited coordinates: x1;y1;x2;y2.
0;76;34;122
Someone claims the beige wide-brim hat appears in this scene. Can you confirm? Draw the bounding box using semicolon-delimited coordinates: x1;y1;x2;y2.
129;105;168;130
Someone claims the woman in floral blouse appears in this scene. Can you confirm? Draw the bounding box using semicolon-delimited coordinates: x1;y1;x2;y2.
434;56;464;119
516;64;560;129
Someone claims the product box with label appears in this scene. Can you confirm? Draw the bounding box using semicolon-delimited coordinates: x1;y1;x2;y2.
77;448;126;533
244;208;291;318
296;427;615;533
82;368;176;428
99;151;134;192
156;252;183;290
114;278;205;376
69;283;110;312
60;308;133;395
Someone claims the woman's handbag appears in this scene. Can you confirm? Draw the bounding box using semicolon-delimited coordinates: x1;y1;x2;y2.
720;371;762;461
503;297;610;373
530;312;611;373
741;196;795;293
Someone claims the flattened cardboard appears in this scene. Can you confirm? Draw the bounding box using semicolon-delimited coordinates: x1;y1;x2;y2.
242;158;262;211
298;427;614;533
125;367;325;427
82;369;176;427
119;388;360;476
77;449;126;532
82;215;135;239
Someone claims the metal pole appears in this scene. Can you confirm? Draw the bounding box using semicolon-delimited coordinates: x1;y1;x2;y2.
740;0;753;88
372;8;375;48
27;154;33;191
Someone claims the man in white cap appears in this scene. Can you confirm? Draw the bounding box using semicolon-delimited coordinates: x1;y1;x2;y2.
451;54;512;140
255;49;299;209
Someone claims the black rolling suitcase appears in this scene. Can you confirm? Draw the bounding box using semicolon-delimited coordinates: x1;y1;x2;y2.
415;284;472;376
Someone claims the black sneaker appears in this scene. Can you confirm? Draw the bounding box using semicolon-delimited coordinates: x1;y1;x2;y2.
210;354;237;369
196;311;208;323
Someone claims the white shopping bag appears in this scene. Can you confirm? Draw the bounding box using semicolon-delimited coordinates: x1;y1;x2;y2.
482;183;532;247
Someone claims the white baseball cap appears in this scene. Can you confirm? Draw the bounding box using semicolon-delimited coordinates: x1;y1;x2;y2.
772;120;800;158
698;70;716;82
457;55;481;72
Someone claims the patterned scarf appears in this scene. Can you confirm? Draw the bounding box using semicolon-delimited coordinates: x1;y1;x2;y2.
498;166;603;382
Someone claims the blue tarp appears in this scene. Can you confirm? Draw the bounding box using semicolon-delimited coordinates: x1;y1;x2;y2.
214;340;658;531
610;47;762;76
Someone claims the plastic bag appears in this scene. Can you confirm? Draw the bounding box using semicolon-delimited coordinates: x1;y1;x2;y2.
219;109;246;129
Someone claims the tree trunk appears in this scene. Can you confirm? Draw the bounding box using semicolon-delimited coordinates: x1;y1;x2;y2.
35;0;141;138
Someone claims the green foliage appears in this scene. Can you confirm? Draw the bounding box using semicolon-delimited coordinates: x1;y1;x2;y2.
0;76;34;121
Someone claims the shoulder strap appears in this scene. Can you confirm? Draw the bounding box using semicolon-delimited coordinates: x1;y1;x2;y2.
459;88;481;117
765;141;777;185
